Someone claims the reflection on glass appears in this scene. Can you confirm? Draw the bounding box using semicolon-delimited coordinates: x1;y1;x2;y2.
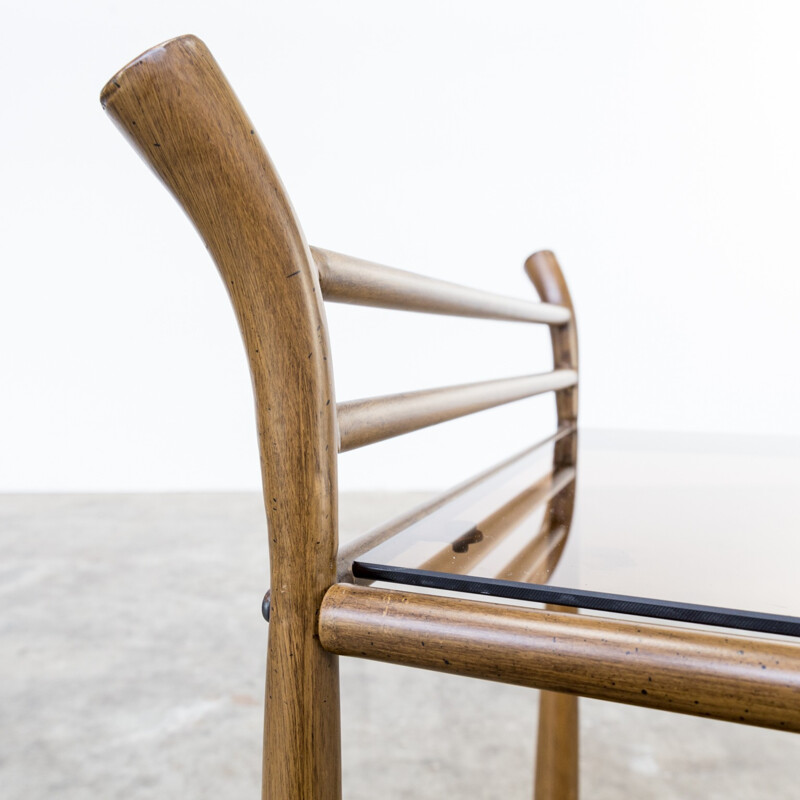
355;430;800;638
360;429;576;585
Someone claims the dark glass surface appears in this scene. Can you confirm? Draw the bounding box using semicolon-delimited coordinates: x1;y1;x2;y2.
354;430;800;637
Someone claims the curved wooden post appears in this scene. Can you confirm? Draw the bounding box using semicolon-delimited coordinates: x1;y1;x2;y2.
101;36;341;799
525;250;579;800
525;250;578;466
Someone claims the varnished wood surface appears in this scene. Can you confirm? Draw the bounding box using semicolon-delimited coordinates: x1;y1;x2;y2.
337;370;577;451
525;251;578;470
102;36;341;799
312;247;572;324
525;251;580;800
320;584;800;733
534;604;580;800
535;687;579;800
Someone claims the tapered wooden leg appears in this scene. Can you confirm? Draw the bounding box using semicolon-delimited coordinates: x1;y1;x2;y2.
263;618;341;799
534;594;579;800
534;690;579;800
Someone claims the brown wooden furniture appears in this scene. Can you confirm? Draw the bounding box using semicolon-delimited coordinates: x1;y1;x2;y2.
101;35;800;800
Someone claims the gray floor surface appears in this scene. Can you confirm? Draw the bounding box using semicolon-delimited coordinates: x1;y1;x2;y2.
2;492;798;799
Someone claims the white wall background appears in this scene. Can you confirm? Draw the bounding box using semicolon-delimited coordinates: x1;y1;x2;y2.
1;1;799;492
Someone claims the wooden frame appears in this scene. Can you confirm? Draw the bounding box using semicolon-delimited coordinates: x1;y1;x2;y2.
102;35;800;800
102;37;341;798
526;250;580;800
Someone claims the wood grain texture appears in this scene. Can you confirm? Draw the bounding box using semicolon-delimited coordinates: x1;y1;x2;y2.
525;251;578;469
522;252;578;580
101;36;341;800
319;584;800;733
337;370;577;451
312;246;572;324
535;690;579;800
524;251;581;798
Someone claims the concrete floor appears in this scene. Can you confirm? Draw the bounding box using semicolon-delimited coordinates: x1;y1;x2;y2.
2;492;798;799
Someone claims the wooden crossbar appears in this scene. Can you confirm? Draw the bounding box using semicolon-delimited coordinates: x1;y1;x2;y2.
312;247;572;325
337;370;577;452
320;584;800;733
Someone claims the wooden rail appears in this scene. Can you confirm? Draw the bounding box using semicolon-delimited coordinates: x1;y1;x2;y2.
337;370;578;451
320;584;800;733
312;247;572;325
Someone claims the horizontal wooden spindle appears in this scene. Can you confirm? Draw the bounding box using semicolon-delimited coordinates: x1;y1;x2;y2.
312;247;571;325
337;370;577;452
319;584;800;733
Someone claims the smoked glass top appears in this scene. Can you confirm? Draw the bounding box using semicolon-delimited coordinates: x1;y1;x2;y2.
353;430;800;637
